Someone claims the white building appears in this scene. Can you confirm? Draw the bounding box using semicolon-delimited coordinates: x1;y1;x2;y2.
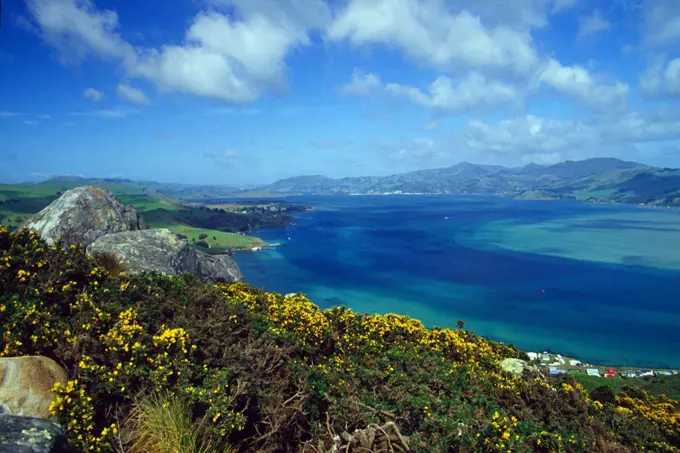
586;368;600;377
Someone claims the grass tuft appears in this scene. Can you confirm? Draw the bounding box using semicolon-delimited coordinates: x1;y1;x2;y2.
92;251;125;277
124;393;226;453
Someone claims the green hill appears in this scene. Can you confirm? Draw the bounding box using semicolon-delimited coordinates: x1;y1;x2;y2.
0;180;266;252
1;225;678;452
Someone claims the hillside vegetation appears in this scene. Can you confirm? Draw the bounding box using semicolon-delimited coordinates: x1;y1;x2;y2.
0;180;267;252
1;225;679;452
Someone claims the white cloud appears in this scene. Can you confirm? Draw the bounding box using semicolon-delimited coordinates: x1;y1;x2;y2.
25;0;134;63
204;150;242;167
538;59;628;108
23;120;39;126
0;111;19;117
385;73;518;111
69;108;139;118
465;110;680;157
552;0;578;14
211;107;261;115
82;87;104;101
26;0;320;103
578;10;611;39
373;138;449;162
327;0;539;75
425;120;438;131
640;57;680;97
341;69;383;95
664;59;680;95
116;83;150;104
641;0;680;47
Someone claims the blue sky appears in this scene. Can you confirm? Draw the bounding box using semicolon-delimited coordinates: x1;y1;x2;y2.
1;0;679;185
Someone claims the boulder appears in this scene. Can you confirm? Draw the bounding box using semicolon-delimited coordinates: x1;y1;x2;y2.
88;229;243;283
22;186;146;247
499;358;528;375
0;415;75;453
0;356;68;420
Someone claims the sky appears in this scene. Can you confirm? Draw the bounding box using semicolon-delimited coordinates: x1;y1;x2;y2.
1;0;680;186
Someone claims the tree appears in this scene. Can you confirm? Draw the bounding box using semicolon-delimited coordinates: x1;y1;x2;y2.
456;320;465;330
199;233;208;240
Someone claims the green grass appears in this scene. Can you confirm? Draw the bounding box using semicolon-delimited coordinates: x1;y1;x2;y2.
571;370;680;401
162;225;266;252
0;181;266;251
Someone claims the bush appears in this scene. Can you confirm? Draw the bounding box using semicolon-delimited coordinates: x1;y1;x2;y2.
1;225;679;453
196;240;209;248
198;234;208;240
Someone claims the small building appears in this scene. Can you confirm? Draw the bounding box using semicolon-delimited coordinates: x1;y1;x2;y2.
549;367;567;375
586;368;600;377
604;368;617;378
527;352;538;360
569;359;582;366
657;371;672;376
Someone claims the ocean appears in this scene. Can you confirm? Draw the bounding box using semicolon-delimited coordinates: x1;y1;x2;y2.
232;195;680;369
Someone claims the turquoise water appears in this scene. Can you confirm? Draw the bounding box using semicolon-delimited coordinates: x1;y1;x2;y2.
232;196;680;368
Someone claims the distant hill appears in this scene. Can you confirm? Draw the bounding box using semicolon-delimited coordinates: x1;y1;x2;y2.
252;158;680;206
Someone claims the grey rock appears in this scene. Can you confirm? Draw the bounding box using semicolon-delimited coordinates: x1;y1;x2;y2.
499;358;528;375
88;229;243;283
22;186;145;247
0;415;75;453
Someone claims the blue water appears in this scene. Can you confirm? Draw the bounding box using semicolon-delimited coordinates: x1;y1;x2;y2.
232;196;680;368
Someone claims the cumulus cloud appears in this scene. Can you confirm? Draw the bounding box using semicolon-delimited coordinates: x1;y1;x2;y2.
664;59;680;95
538;59;628;108
385;73;518;111
25;0;134;64
116;83;150;104
343;70;518;112
641;0;680;47
82;88;104;101
373;138;448;162
341;70;383;95
327;0;538;75
640;57;680;97
25;0;323;103
465;109;680;158
552;0;578;14
578;10;611;39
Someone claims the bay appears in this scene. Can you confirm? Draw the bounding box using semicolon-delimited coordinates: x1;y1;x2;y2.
232;195;680;368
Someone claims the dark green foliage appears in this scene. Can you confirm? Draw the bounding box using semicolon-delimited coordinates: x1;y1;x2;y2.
198;233;208;240
1;225;679;453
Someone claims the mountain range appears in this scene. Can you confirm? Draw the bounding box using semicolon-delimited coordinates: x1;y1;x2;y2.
252;158;680;207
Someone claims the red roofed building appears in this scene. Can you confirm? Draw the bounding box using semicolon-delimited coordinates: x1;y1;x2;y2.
604;368;617;378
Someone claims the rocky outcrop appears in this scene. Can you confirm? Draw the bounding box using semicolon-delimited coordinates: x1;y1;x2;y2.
499;358;528;375
88;229;243;283
0;415;75;453
0;356;68;420
22;186;146;247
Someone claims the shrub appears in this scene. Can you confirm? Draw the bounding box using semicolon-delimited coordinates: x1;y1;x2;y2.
196;240;209;248
1;224;679;453
198;234;208;240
